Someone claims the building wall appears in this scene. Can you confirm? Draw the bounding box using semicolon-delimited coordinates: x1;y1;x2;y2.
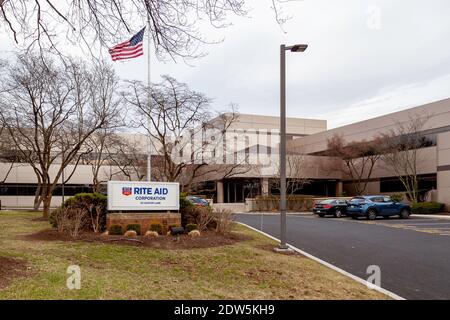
226;113;327;135
287;98;450;154
437;132;450;209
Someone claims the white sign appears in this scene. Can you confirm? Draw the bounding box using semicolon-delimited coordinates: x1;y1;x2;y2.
107;181;180;211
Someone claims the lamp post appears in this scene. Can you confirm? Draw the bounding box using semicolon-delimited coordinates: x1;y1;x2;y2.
279;44;308;249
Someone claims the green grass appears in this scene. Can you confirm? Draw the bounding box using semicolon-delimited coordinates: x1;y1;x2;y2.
0;211;388;300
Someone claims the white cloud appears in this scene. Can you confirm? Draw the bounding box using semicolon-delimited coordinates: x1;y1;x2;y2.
1;0;449;127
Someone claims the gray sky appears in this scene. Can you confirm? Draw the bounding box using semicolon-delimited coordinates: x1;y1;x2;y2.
1;0;450;129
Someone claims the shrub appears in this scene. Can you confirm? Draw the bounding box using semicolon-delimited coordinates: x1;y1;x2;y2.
214;209;235;235
50;192;108;233
181;205;218;231
411;202;445;214
253;195;315;212
185;223;198;233
50;207;88;237
180;192;193;210
109;225;123;235
150;224;163;235
126;224;141;235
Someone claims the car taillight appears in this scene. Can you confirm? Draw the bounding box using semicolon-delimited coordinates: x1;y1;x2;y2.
323;204;332;209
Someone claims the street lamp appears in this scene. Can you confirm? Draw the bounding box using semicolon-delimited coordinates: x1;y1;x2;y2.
279;43;308;250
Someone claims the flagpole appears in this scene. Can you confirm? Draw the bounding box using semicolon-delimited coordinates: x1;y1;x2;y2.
146;19;152;182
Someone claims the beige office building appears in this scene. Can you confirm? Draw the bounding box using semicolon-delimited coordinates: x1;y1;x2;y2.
1;98;449;210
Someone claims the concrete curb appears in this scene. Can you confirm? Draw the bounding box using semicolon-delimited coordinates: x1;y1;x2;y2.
413;214;450;220
237;221;405;301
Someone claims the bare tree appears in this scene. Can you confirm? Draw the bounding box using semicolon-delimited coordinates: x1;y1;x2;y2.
0;0;292;59
380;114;433;203
84;129;114;193
125;75;247;191
0;123;17;184
271;153;311;195
326;134;382;195
0;54;121;217
106;134;148;182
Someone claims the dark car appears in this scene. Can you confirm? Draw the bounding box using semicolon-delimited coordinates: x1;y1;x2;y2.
347;195;411;220
313;199;348;218
186;196;210;207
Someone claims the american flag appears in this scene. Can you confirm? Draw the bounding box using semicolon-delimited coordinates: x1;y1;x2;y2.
109;27;145;61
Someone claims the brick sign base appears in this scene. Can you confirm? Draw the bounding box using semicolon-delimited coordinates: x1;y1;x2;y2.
106;212;181;234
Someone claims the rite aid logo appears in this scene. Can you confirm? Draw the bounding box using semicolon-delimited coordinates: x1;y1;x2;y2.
122;187;132;196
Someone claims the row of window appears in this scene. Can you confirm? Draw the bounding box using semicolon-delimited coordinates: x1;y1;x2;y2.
0;184;94;196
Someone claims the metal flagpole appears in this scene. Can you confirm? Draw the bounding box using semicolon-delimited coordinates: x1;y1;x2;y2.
146;19;152;182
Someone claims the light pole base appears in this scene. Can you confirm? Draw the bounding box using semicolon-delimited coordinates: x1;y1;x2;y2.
273;246;295;255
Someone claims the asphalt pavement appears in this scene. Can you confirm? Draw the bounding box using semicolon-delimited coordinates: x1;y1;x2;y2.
236;213;450;300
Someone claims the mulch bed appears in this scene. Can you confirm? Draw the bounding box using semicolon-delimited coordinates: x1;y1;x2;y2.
23;229;252;250
0;257;29;289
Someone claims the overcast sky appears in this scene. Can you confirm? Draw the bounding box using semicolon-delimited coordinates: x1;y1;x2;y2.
1;0;450;129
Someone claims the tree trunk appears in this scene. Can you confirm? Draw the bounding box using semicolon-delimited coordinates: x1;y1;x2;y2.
42;195;52;219
33;184;43;210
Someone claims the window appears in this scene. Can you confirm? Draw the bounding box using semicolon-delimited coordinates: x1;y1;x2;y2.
370;197;384;203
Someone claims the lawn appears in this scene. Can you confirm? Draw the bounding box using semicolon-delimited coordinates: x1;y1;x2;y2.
0;211;388;300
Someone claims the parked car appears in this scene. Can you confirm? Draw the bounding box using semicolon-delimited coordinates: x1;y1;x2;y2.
313;199;348;218
186;195;210;207
347;195;411;220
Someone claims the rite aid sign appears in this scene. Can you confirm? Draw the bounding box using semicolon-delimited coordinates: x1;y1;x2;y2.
107;181;180;211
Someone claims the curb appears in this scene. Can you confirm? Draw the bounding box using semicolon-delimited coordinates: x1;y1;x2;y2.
413;214;450;220
237;222;405;300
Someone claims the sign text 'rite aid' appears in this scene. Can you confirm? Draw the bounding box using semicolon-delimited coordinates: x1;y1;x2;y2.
107;181;180;211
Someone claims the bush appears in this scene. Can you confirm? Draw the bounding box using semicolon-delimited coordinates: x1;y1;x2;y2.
50;192;108;233
109;225;123;235
411;202;445;214
253;195;315;212
214;209;235;235
185;223;198;233
49;207;88;238
126;224;141;235
180;192;193;210
150;224;163;235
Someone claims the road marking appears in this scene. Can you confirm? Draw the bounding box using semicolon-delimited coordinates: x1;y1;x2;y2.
237;221;405;301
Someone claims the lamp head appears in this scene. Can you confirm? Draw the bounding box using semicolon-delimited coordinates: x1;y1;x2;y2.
290;44;308;52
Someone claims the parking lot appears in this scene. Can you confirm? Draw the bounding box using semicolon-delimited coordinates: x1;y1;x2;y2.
237;213;450;300
351;216;450;236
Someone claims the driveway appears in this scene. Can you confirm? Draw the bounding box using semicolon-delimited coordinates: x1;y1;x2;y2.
236;213;450;300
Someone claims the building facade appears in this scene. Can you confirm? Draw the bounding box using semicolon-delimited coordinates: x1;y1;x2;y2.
1;98;450;210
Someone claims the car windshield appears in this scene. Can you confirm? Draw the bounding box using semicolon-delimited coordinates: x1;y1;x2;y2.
350;198;365;203
320;199;335;204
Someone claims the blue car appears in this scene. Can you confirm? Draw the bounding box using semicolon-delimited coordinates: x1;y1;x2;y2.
347;195;411;220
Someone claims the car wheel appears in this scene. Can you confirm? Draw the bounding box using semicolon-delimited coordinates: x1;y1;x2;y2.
367;209;377;220
334;209;342;218
399;209;410;219
318;213;325;218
